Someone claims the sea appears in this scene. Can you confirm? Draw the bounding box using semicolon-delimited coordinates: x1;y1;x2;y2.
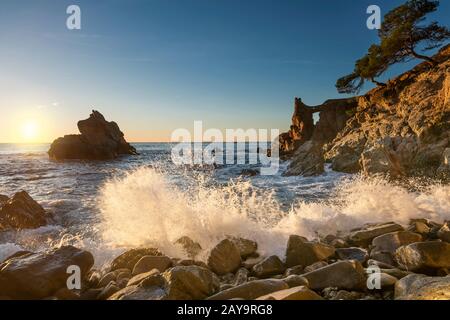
0;143;449;268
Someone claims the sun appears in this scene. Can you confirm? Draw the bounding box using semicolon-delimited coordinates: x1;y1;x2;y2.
20;120;39;142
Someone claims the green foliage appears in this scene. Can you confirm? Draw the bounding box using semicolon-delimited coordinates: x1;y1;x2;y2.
336;0;450;94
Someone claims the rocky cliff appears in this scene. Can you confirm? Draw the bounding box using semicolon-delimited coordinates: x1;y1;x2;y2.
48;110;137;160
283;45;450;179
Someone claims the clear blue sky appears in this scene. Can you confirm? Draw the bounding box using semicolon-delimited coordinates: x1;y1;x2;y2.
1;0;449;142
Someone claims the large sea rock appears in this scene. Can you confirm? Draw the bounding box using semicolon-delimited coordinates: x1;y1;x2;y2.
0;191;51;231
48;110;137;160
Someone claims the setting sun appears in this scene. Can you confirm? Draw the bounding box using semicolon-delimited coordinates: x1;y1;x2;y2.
20;120;39;142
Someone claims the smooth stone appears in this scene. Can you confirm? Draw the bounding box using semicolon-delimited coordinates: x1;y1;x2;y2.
395;274;450;300
394;241;450;271
207;279;289;300
252;255;285;278
207;239;241;275
132;255;172;275
256;285;323;300
285;235;335;268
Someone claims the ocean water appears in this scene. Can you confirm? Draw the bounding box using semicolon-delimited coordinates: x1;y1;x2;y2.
0;143;449;267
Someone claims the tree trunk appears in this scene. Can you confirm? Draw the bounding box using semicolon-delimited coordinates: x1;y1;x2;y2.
371;78;387;87
410;48;437;66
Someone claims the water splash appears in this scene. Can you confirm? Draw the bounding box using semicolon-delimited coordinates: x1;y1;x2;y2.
98;167;450;260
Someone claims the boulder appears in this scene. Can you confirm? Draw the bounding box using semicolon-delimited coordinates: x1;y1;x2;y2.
0;246;94;299
207;239;241;275
285;235;335;268
174;236;202;259
132;255;172;275
371;231;422;265
110;265;219;300
256;286;323;300
0;191;51;231
127;269;160;287
394;241;450;272
252;256;285;278
348;223;404;246
109;247;161;271
301;261;366;291
207;279;289;300
229;237;258;259
163;265;220;300
336;247;368;263
48;110;137;160
395;274;450;300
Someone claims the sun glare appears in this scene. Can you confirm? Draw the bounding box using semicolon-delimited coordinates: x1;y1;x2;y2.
20;120;39;142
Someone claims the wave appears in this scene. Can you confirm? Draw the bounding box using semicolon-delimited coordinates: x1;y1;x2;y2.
98;167;450;260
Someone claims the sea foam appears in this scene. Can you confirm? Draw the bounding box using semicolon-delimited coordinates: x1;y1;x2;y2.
98;167;450;260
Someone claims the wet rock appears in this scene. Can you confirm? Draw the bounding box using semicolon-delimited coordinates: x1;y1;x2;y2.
229;237;258;259
174;236;202;259
132;255;172;275
349;223;404;246
395;241;450;272
163;265;220;300
336;247;368;263
0;246;94;299
257;286;323;300
0;191;51;231
304;261;328;273
207;239;241;275
48;110;137;160
371;231;422;266
127;269;160;287
282;275;309;288
110;248;161;272
301;261;366;291
207;279;289;300
252;255;285;278
395;274;450;300
285;235;335;268
111;265;219;300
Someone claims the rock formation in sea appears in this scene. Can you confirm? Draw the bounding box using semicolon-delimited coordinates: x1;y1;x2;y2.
48;110;137;160
281;45;450;178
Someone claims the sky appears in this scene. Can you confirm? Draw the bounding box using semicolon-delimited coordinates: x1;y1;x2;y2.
0;0;449;143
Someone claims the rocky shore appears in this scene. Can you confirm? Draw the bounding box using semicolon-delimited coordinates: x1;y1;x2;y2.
1;192;449;300
281;45;450;180
48;110;137;161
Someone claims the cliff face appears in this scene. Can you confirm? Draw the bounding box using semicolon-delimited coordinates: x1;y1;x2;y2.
283;45;450;178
